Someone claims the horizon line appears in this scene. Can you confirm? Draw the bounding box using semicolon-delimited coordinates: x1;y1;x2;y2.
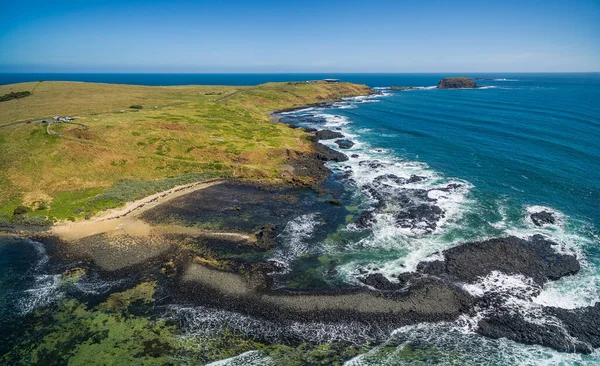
1;71;599;74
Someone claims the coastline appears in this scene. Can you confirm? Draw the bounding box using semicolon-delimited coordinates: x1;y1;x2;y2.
3;83;600;357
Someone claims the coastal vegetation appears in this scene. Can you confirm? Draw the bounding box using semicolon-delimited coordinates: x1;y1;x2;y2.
0;90;31;102
0;276;371;365
0;81;370;223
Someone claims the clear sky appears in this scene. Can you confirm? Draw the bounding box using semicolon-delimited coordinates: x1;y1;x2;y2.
1;0;598;73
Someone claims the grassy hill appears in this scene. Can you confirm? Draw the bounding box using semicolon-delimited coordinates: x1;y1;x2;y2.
0;81;371;223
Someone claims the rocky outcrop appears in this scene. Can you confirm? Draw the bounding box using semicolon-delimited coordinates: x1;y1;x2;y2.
314;143;349;162
437;77;478;89
530;210;556;226
334;139;355;149
417;235;580;285
548;303;600;353
477;313;592;353
315;130;344;140
255;224;277;250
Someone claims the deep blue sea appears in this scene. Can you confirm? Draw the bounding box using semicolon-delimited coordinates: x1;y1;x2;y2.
1;73;599;364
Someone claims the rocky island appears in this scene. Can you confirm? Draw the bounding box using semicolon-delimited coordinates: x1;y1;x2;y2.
437;77;478;89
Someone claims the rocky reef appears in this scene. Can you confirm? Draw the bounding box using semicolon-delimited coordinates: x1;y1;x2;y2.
437;77;478;89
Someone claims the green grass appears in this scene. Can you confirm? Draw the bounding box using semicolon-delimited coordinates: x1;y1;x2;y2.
0;81;371;222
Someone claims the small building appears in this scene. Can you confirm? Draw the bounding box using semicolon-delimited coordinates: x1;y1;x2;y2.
323;79;340;83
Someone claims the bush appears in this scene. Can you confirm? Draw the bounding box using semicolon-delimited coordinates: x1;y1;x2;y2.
129;105;143;109
12;215;53;226
0;91;32;102
86;172;225;210
13;205;29;215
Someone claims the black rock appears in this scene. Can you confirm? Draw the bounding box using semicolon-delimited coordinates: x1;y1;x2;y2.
394;204;444;232
531;211;556;226
355;210;377;228
547;302;600;352
361;273;406;291
351;154;359;158
407;175;427;183
359;160;386;169
255;224;277;250
314;129;344;140
418;235;580;285
315;130;344;140
477;313;592;354
373;174;426;186
314;143;349;162
303;127;318;133
326;199;343;206
334;139;355;149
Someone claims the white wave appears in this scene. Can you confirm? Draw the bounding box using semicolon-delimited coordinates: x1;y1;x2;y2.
26;238;49;270
269;213;322;271
18;274;63;314
277;107;315;115
166;304;386;345
494;78;519;81
205;351;274;366
345;321;600;366
74;274;126;295
534;269;600;309
463;271;539;299
15;239;64;314
314;113;351;127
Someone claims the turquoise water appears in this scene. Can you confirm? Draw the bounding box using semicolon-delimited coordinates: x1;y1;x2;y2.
1;73;599;364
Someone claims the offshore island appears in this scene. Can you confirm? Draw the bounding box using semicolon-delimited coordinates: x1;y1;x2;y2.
0;79;599;364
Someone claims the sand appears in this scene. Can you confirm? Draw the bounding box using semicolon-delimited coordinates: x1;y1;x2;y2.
51;179;224;242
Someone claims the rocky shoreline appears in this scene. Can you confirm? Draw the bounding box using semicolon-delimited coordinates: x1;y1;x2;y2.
4;93;599;356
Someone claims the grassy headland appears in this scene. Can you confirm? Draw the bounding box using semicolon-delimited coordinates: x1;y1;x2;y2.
0;81;371;223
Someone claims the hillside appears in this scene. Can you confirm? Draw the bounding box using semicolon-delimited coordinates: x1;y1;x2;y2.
0;81;371;223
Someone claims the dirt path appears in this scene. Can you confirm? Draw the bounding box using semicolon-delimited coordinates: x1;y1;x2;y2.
52;178;225;242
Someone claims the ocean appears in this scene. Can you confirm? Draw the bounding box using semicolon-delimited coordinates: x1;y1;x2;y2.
1;73;599;364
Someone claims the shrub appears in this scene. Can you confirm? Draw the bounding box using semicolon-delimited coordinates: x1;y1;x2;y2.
129;105;143;109
13;205;29;215
12;215;53;226
86;172;225;210
0;91;32;102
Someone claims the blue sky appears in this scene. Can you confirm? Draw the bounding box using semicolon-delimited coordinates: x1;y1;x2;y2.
0;0;598;72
